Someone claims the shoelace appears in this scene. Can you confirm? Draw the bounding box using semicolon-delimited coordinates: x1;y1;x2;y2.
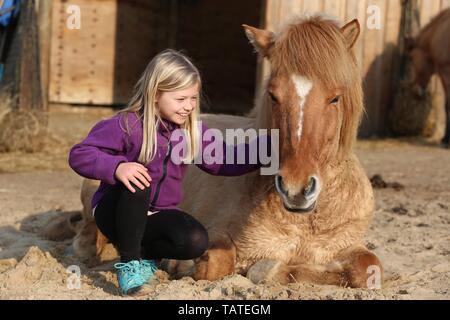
114;262;141;278
141;260;158;273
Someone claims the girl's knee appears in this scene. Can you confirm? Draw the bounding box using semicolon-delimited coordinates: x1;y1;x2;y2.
185;227;209;258
120;182;151;200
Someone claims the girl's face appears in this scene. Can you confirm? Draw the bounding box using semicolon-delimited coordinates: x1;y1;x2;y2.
156;83;199;125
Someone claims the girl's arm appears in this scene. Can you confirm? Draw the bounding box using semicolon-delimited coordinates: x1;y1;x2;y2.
195;123;271;176
68;115;129;185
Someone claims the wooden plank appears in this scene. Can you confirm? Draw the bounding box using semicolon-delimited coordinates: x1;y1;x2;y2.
323;0;342;18
49;0;170;105
48;0;63;104
384;0;402;44
361;0;387;136
278;0;303;27
443;0;450;9
49;0;117;105
378;0;403;136
340;0;348;21
345;0;366;71
38;0;52;111
302;0;324;13
255;0;303;97
420;0;442;25
263;0;282;29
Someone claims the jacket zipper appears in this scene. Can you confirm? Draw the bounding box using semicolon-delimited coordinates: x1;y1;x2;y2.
149;139;172;208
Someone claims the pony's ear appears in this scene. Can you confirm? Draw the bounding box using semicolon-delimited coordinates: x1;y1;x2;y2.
242;24;274;56
340;19;360;49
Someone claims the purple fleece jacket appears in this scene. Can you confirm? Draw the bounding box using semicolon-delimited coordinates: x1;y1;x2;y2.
68;112;270;211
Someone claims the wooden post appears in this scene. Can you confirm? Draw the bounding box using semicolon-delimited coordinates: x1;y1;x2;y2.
38;0;52;112
253;0;269;103
0;0;47;152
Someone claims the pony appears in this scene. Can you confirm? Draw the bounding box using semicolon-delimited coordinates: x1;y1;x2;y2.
406;8;450;147
163;14;383;288
49;14;383;288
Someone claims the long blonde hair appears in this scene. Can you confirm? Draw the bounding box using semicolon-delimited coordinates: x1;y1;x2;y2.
118;49;201;164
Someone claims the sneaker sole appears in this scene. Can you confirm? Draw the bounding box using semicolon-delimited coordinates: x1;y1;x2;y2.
120;285;144;296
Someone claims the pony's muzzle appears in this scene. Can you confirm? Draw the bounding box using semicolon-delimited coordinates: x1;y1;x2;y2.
302;176;319;198
275;175;320;213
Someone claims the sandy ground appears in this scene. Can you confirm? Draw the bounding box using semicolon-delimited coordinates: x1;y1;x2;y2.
0;105;449;300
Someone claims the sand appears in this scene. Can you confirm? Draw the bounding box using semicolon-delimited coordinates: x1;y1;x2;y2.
0;105;449;300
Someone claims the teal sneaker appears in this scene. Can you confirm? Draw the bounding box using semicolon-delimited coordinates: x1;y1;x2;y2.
114;260;146;295
140;259;158;283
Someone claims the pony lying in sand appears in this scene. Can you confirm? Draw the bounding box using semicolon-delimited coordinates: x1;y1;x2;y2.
47;14;383;288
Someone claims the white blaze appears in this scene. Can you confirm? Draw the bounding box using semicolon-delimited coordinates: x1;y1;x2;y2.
292;75;313;140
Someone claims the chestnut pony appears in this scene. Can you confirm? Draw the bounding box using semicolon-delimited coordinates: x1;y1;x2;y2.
163;15;383;288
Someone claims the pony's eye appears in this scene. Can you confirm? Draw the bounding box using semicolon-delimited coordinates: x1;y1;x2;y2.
330;96;340;105
268;92;279;104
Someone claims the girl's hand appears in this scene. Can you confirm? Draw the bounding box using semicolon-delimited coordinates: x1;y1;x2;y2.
114;162;152;193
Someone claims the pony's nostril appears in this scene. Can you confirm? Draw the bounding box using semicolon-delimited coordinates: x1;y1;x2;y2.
302;176;317;197
275;175;287;195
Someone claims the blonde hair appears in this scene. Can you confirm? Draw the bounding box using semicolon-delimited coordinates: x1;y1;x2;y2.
118;49;201;164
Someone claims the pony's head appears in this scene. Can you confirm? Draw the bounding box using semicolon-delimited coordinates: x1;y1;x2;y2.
244;15;364;213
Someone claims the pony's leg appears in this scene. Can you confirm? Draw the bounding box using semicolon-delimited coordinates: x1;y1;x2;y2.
247;246;383;288
160;237;237;281
159;258;196;279
76;179;111;261
439;67;450;147
40;211;81;241
193;237;237;281
247;259;345;285
95;229;111;256
72;219;98;260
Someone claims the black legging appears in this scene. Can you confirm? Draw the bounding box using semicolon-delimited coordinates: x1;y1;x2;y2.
94;182;209;262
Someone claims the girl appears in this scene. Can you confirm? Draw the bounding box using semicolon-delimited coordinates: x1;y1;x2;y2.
68;49;269;295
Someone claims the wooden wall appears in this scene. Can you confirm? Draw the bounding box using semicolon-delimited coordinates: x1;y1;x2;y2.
49;0;170;105
260;0;450;137
48;0;262;114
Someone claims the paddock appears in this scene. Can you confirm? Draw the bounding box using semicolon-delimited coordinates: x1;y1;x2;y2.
0;105;448;299
0;0;449;300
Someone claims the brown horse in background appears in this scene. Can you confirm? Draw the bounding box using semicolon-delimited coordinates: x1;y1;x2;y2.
406;8;450;146
47;14;383;288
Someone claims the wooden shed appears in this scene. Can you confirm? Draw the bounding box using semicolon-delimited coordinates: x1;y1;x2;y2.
47;0;449;137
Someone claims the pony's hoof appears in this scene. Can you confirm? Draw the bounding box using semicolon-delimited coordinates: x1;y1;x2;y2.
160;259;195;279
246;259;282;284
